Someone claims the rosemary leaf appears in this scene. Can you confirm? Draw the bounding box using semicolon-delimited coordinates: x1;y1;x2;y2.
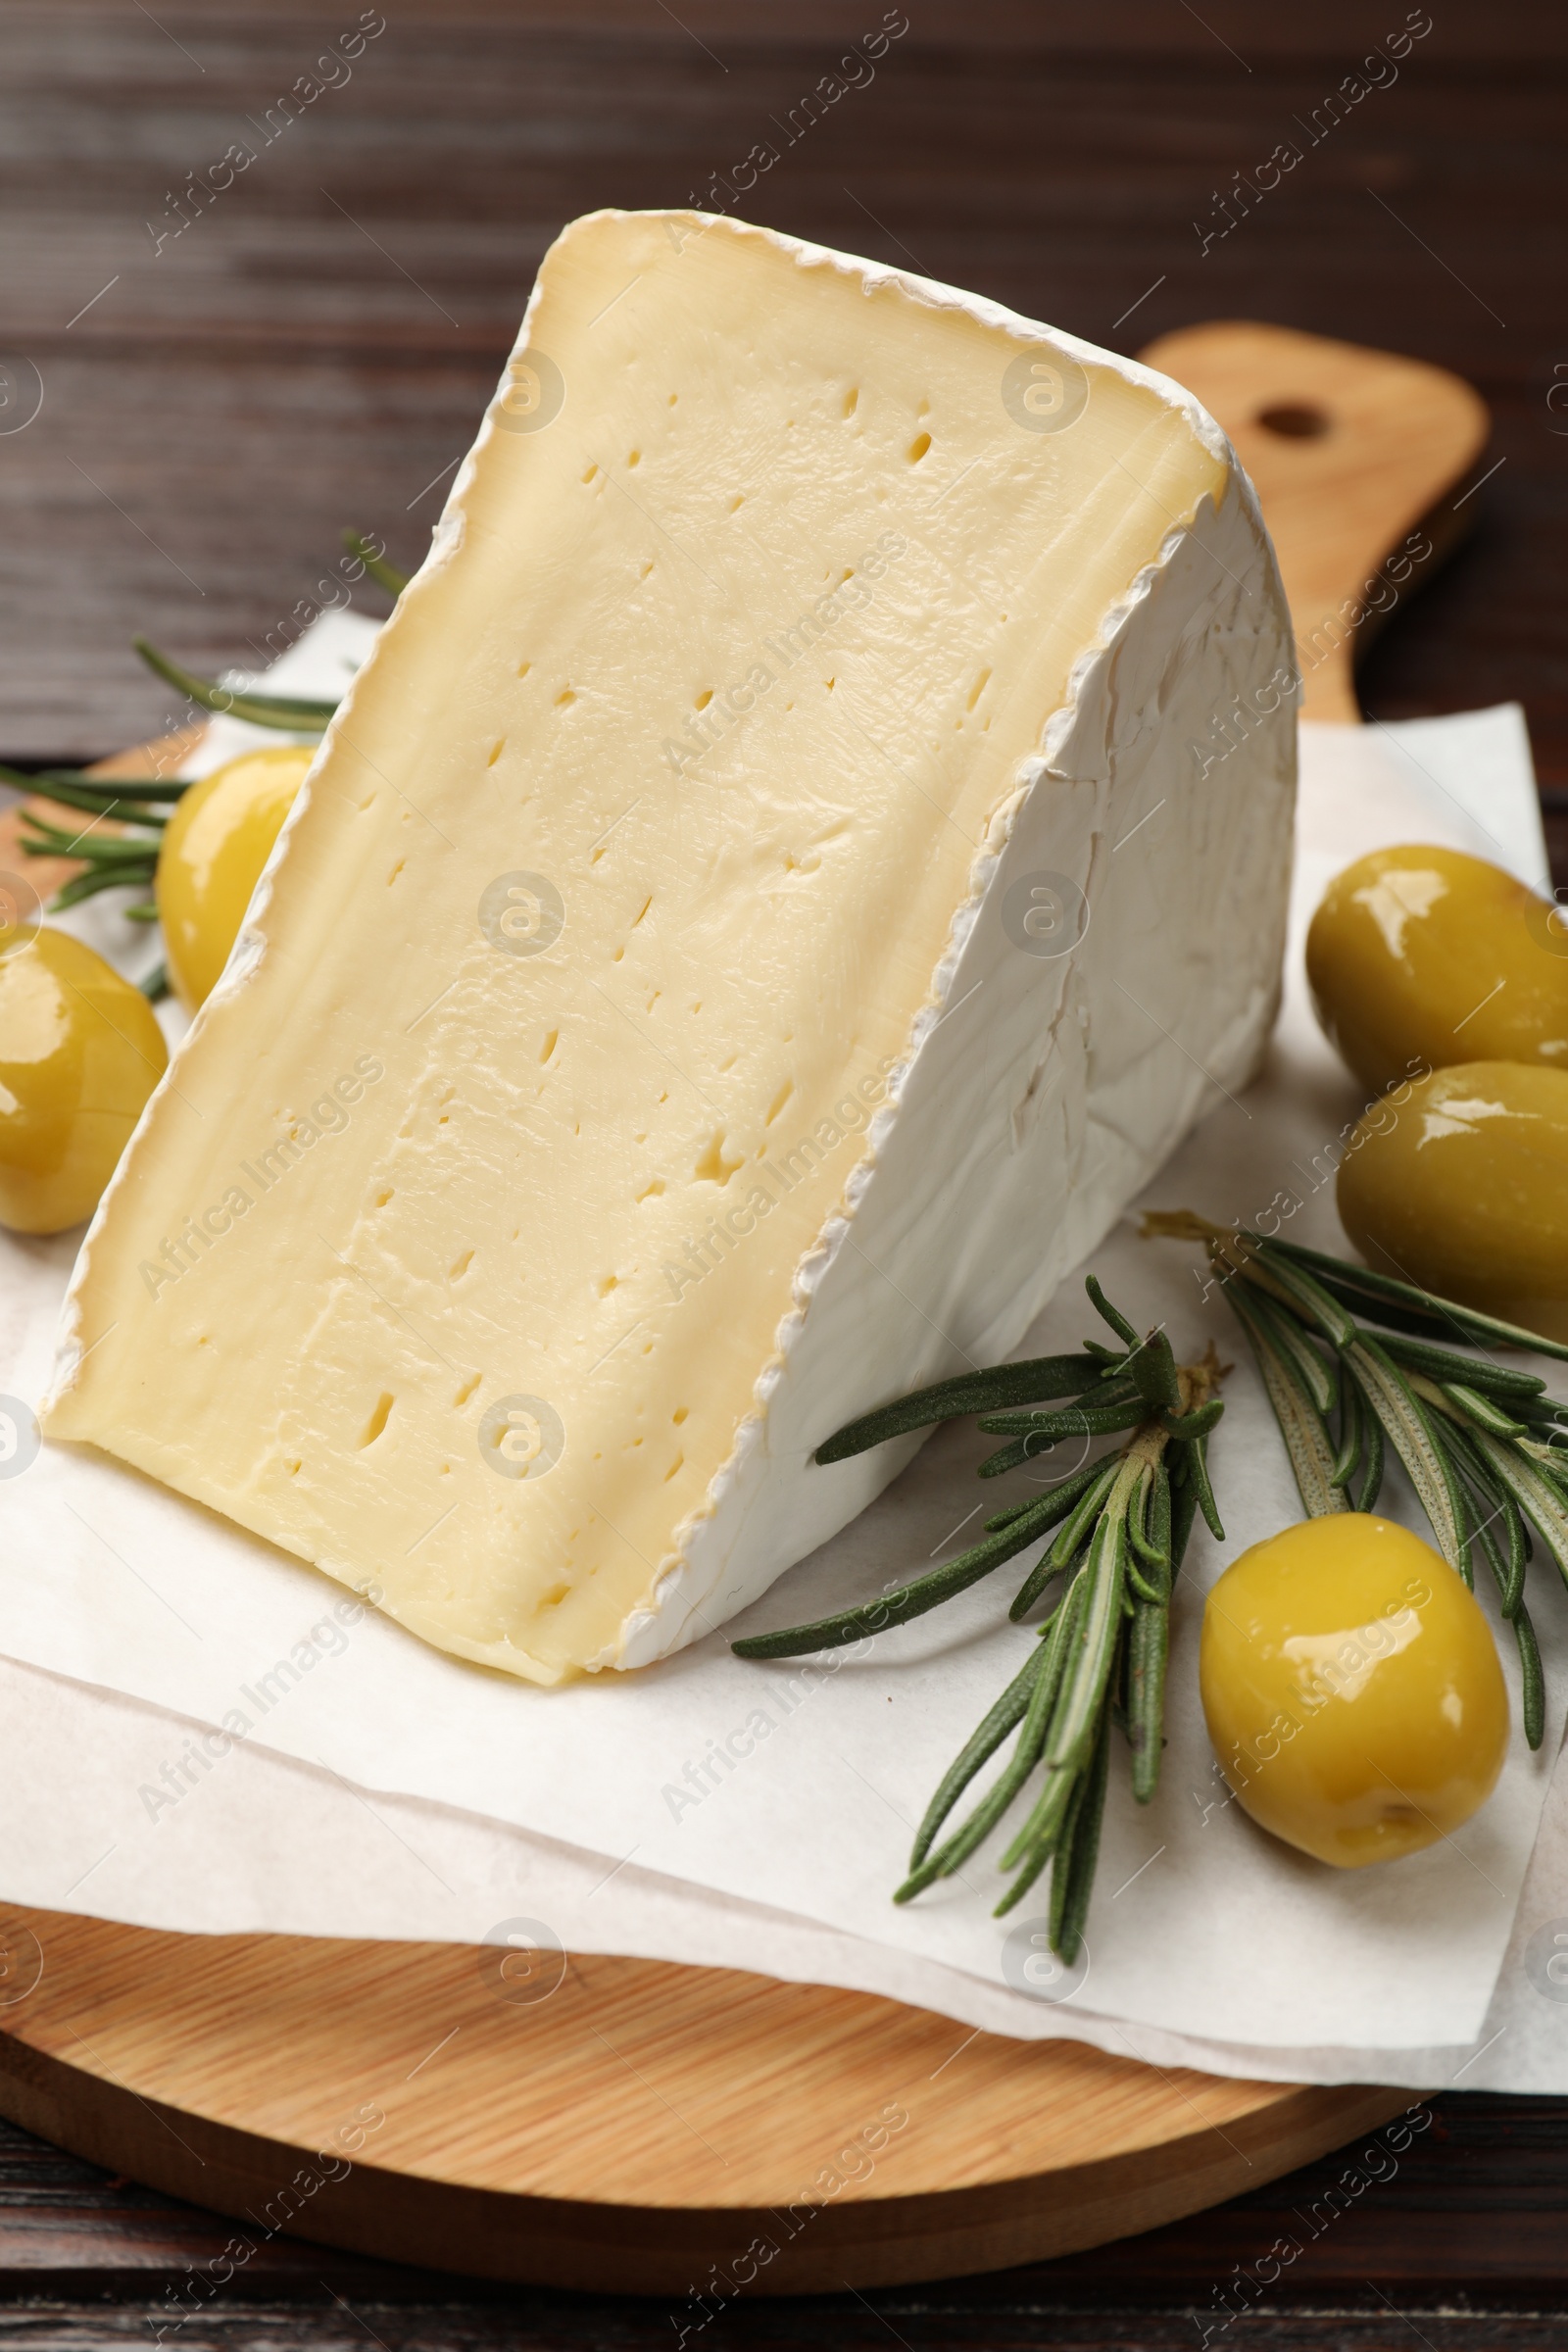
1127;1460;1172;1570
1379;1332;1547;1399
730;1494;1062;1658
1440;1383;1532;1441
1009;1552;1069;1622
1224;1280;1346;1517
1126;1328;1182;1413
978;1399;1149;1440
985;1456;1106;1534
1168;1451;1201;1574
1344;1338;1467;1572
978;1437;1041;1481
133;638;337;731
1473;1432;1568;1589
1122;1543;1166;1609
343;529;410;598
1262;1234;1568;1363
36;769;188;801
1247;1240;1358;1350
46;861;160;909
1331;1368;1363;1492
12;776;171;825
1085;1275;1141;1348
1128;1597;1168;1802
1040;1501;1130;1779
906;1642;1045;1869
1187;1434;1225;1542
895;1579;1082;1901
813;1352;1107;1463
1046;1701;1113;1961
1353;1397;1385;1513
1441;1420;1529;1613
1048;1458;1123;1569
1513;1601;1546;1751
19;823;158;861
1242;1286;1338;1414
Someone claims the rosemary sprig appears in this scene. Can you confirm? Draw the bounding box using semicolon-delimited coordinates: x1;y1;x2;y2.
15;808;165;909
5;756;187;909
0;763;187;808
733;1280;1227;1960
6;530;411;924
1147;1212;1565;1749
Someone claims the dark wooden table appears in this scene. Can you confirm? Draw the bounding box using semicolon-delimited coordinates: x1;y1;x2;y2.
0;2094;1565;2347
2;1;1567;2340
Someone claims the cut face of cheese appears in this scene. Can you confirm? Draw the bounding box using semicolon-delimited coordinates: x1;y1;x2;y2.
44;210;1296;1684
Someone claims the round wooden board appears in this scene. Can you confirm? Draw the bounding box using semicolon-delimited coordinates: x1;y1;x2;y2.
0;1907;1404;2295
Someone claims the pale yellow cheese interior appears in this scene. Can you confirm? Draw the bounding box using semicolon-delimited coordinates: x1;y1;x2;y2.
46;211;1227;1682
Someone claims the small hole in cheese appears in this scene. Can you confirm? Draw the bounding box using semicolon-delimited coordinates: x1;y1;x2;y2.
487;738;506;766
843;386;858;418
598;1273;618;1297
765;1079;794;1126
540;1029;559;1063
627;449;641;467
907;432;932;464
449;1249;474;1280
664;1454;684;1482
556;688;576;709
374;1187;394;1207
454;1372;480;1407
672;1406;688;1425
636;1178;664;1201
359;1394;394;1448
694;1132;744;1185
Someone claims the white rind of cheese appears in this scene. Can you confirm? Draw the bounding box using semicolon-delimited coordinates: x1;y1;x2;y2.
629;478;1291;1667
44;209;1296;1683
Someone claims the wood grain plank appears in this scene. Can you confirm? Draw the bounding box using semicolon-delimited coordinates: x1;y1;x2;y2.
1;4;1563;802
0;1909;1402;2293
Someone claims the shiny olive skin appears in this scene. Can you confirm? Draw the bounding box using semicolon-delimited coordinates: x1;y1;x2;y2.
156;746;315;1012
0;929;168;1234
1201;1514;1508;1869
1338;1059;1568;1342
1306;845;1568;1097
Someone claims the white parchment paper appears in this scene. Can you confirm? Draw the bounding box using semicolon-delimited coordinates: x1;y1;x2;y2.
2;619;1563;2084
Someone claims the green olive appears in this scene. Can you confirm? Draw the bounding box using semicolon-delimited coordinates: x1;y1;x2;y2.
1337;1060;1568;1340
1306;845;1568;1097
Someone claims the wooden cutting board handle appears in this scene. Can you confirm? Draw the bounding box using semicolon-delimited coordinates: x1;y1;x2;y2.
1138;321;1490;724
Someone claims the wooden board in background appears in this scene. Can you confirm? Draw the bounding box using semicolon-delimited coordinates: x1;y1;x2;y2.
1139;322;1489;723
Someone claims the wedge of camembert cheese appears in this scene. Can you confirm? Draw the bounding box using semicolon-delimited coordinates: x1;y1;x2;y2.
44;210;1296;1683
